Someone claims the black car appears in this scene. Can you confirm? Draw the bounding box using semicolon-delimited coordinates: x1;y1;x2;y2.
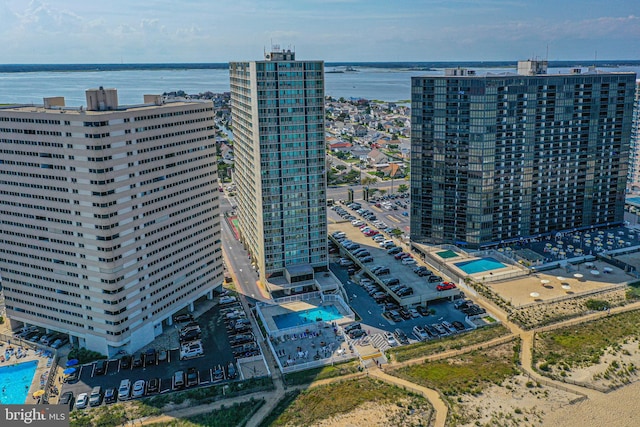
348;328;366;339
59;391;74;410
179;329;202;343
119;355;132;369
399;308;412;320
147;378;160;394
104;388;116;404
416;306;429;317
94;359;107;375
132;353;144;368
173;313;194;323
344;323;362;333
452;321;466;331
186;367;199;387
229;334;254;346
394;328;409;345
145;348;157;366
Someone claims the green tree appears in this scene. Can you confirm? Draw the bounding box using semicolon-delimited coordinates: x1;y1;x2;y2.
335;164;347;171
397;184;409;194
361;176;377;185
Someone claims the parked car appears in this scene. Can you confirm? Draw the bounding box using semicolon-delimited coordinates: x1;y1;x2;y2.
339;258;354;267
158;349;168;363
132;380;146;398
94;359;107;375
118;379;131;401
173;313;194;323
89;386;103;407
387;246;402;255
394;328;410;345
132;353;144;368
416;306;429;317
401;257;417;265
59;391;74;410
51;336;69;349
384;331;398;347
348;328;366;339
104;388;116;404
119;355;132;369
452;321;466;331
436;282;457;291
145;348;157;366
219;296;238;305
147;378;160;394
75;393;89;409
412;325;429;341
186;367;199;387
344;323;362;333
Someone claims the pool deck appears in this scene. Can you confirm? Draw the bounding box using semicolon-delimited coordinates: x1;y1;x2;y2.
259;298;353;334
0;343;55;404
486;258;632;307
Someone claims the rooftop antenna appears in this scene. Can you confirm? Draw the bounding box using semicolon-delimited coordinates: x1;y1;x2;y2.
546;44;549;61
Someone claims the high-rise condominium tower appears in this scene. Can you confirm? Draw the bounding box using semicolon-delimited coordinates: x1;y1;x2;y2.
229;48;327;292
0;89;223;355
628;80;640;192
411;61;636;249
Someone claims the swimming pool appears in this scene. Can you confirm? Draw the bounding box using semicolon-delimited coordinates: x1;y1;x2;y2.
0;360;38;404
273;305;343;329
455;257;507;274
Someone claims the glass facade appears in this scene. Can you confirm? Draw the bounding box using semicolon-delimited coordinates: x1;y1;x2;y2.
230;55;327;281
411;71;636;248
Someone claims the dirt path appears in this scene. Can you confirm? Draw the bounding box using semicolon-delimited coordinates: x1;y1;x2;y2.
369;368;447;427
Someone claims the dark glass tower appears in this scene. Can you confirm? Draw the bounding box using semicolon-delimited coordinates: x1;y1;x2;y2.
411;61;636;249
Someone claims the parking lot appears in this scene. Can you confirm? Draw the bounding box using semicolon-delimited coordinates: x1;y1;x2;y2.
60;298;259;410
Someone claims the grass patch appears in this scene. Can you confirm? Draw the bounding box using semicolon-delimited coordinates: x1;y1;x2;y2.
70;401;161;427
391;343;519;396
535;309;640;368
260;377;431;426
146;399;265;427
283;360;361;386
388;324;510;363
144;377;273;408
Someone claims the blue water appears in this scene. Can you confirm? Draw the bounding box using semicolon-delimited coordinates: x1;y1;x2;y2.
0;360;38;404
455;257;506;274
0;62;638;105
273;305;343;329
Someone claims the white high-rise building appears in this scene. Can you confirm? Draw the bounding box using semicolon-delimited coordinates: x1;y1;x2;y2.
0;89;224;355
628;80;640;192
229;48;328;294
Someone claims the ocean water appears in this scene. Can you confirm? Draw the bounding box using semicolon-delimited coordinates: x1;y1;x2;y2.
0;62;638;105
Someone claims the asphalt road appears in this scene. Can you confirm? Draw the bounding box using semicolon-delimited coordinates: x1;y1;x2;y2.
219;193;268;303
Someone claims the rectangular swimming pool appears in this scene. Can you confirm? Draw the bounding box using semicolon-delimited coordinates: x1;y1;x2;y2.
0;360;38;404
455;257;507;275
273;305;343;330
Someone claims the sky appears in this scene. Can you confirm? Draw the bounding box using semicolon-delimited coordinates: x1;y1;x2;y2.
1;0;639;63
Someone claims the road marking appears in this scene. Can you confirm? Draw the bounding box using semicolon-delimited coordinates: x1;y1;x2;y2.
387;215;401;223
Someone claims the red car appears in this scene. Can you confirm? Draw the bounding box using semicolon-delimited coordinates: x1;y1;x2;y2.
364;230;379;236
394;252;409;260
436;282;457;291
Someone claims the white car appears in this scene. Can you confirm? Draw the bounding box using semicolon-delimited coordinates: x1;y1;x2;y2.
379;240;394;247
219;296;237;305
402;257;417;265
384;331;398;347
339;258;354;267
180;342;204;360
75;393;88;409
351;220;364;226
373;235;385;242
132;380;146;398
